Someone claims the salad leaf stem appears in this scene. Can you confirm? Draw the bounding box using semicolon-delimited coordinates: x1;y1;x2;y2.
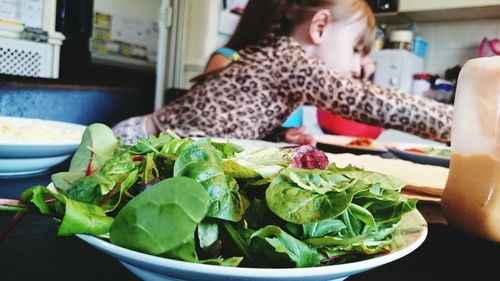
0;199;38;213
0;212;25;242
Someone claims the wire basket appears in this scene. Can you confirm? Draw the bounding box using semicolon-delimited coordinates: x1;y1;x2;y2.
0;37;59;78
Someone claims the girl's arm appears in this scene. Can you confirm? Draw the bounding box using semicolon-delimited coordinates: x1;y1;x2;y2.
205;54;233;73
287;52;453;143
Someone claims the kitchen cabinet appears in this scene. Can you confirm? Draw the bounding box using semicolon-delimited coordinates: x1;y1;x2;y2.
0;0;65;78
376;0;500;23
399;0;500;12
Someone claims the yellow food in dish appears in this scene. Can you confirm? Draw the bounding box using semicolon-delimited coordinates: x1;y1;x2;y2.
0;119;82;142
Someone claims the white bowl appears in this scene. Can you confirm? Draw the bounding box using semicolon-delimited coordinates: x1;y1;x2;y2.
0;155;71;176
0;117;85;176
77;211;427;281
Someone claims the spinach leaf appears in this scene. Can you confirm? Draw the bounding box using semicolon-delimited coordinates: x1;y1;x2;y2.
130;132;174;154
328;164;406;191
20;186;113;236
227;147;290;178
65;123;118;176
280;168;352;194
70;123;119;174
327;163;362;172
353;188;417;224
100;169;139;212
348;203;376;229
159;138;193;160
243;198;285;230
20;185;53;215
228;145;329;177
250;225;323;268
51;172;84;192
141;152;159;184
306;234;373;247
110;177;210;261
51;123;118;189
222;222;257;266
57;197;114;236
198;219;219;248
63;147;136;205
63;173;115;204
342;207;364;237
266;175;350;224
222;160;260;179
211;141;244;158
174;139;248;222
373;221;402;241
346;171;405;191
302;218;346;239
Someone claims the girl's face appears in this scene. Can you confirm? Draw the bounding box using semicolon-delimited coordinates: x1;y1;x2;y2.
312;19;366;76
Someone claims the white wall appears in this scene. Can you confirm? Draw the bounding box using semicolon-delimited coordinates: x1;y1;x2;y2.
94;0;161;19
415;19;500;75
182;0;219;88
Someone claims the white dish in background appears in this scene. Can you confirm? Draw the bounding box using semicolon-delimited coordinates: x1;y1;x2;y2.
209;137;288;150
77;210;426;281
387;143;450;168
0;117;85;176
0;155;72;176
314;134;387;155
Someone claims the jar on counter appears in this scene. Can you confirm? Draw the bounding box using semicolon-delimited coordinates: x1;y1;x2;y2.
441;56;500;242
374;26;386;51
389;30;413;52
411;74;432;97
434;79;454;103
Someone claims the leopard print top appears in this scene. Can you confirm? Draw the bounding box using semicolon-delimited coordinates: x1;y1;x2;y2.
153;35;453;143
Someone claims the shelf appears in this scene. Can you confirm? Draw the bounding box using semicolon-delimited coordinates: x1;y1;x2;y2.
376;4;500;24
91;53;156;72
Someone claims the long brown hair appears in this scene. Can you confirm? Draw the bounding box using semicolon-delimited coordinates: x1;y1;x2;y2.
227;0;375;54
193;0;375;82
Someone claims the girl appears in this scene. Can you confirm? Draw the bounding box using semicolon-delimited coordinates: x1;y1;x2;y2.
113;0;452;145
197;0;317;146
201;47;317;146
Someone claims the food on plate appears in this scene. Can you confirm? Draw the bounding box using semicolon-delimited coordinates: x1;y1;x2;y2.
403;147;451;158
327;153;448;197
0;124;418;268
346;137;373;147
0;118;82;142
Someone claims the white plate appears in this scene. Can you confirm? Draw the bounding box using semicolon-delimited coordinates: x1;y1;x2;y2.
77;210;427;281
314;134;387;155
209;137;289;149
0;155;72;176
387;143;450;167
0;117;85;176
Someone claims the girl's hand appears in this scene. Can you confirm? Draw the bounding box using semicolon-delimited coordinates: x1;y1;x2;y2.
360;56;376;81
351;55;375;81
112;115;153;145
284;127;317;146
144;114;159;136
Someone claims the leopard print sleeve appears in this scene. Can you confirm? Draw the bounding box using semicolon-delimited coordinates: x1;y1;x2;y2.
281;40;453;143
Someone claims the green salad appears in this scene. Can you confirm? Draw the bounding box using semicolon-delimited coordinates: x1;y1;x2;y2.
0;124;417;268
404;147;451;158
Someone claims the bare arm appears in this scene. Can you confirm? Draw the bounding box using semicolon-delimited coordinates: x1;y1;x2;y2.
205;54;232;73
286;49;453;142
